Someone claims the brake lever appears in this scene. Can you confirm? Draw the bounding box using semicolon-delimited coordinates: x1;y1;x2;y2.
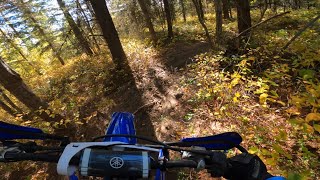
182;146;206;170
0;141;23;162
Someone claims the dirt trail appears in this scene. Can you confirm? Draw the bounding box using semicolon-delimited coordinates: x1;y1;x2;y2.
130;40;212;141
162;41;211;69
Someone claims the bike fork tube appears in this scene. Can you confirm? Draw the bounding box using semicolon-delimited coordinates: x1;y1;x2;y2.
155;149;165;180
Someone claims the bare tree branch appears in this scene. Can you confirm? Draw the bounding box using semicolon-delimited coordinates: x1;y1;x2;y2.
234;11;291;39
283;14;320;50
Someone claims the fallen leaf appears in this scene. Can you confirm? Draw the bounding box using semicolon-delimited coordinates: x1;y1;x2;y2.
305;113;320;122
314;124;320;133
259;93;268;104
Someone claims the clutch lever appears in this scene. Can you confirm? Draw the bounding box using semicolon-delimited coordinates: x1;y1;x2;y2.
0;141;23;162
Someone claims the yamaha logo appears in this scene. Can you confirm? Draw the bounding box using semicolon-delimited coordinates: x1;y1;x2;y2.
109;157;124;169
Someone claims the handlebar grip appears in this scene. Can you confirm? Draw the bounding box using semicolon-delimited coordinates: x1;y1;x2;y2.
161;160;198;168
4;152;79;164
4;152;60;162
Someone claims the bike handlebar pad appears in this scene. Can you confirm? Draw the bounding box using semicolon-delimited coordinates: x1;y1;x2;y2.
79;149;149;178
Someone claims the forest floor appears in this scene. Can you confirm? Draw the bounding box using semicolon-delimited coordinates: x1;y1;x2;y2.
1;9;319;180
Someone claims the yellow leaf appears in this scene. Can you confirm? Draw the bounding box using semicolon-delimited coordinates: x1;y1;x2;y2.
233;96;239;103
261;149;271;156
248;56;255;61
268;98;276;102
306;86;320;98
305;113;320;122
273;144;292;159
303;123;314;134
289;118;304;124
230;78;240;87
233;92;241;103
23;121;32;125
314;124;320;133
248;146;259;154
75;121;84;125
273;144;285;154
291;96;305;107
266;158;277;166
259;93;268;104
44;122;51;127
286;106;301;115
276;100;286;106
45;110;51;115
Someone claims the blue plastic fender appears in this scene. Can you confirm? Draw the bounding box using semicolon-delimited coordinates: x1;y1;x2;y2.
104;112;137;144
102;112;137;180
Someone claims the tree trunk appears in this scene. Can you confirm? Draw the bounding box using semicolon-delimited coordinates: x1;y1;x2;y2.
293;0;299;9
273;0;278;12
75;0;100;51
128;0;141;30
192;0;212;46
137;0;158;44
222;0;230;19
0;99;16;117
229;1;233;19
85;0;96;17
259;0;268;21
199;0;205;19
0;58;62;122
235;0;252;39
57;0;93;55
180;0;187;22
169;0;176;22
163;0;174;39
159;0;167;27
268;0;272;8
0;88;22;113
215;0;223;43
89;0;132;74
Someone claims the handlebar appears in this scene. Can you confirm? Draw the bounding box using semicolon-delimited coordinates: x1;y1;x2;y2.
2;149;280;180
2;150;222;179
1;147;226;171
1;140;283;180
2;151;212;169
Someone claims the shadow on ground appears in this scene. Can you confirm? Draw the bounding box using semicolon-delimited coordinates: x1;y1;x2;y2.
160;40;211;69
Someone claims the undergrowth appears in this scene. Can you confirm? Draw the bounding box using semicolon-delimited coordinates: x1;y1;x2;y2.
180;9;320;179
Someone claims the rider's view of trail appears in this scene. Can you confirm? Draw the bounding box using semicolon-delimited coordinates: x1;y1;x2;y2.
0;0;319;179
